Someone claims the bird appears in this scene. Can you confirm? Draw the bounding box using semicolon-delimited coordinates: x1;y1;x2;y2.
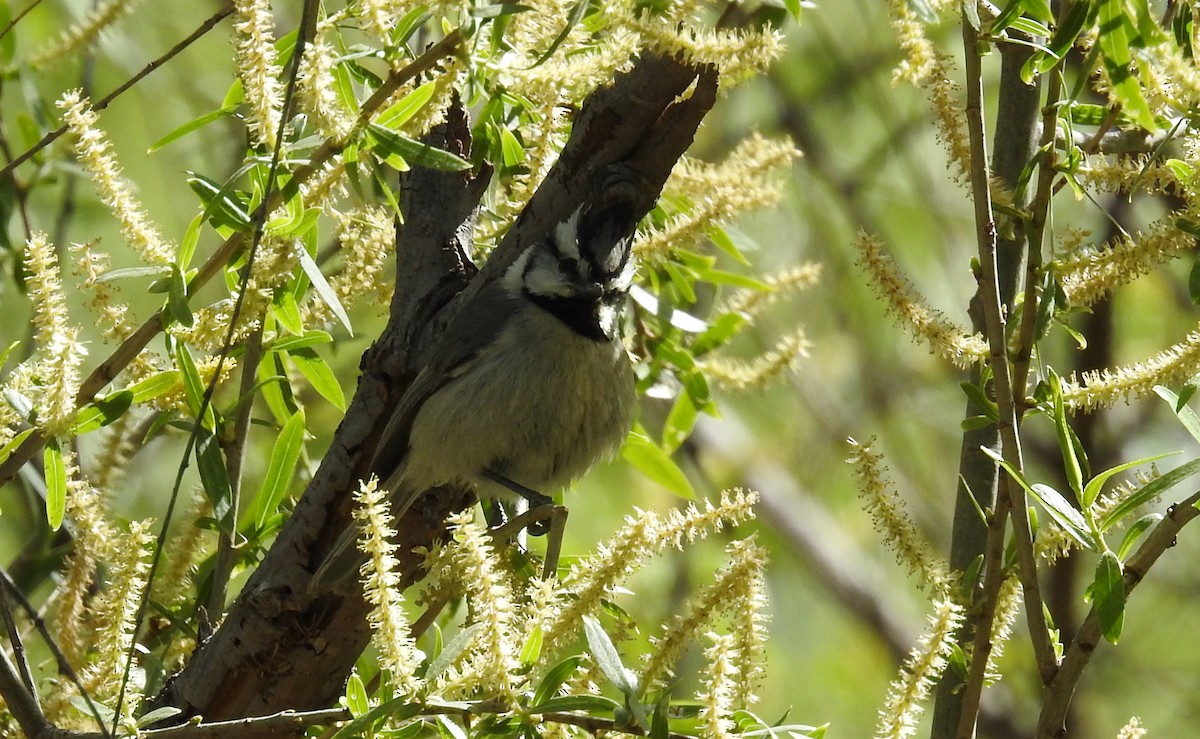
309;187;640;593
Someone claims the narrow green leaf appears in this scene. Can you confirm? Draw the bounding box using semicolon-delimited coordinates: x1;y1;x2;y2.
583;615;637;697
186;171;251;230
1116;513;1161;560
531;655;587;708
520;626;544;667
173;341;214;428
366;124;472;171
375;80;437;130
270;330;333;353
1082;452;1175;509
530;694;622;714
0;428;34;467
983;447;1095;549
621;426;694;499
137;707;183;728
662;393;698;455
289;347;347;411
149;107;235;153
1155;385;1200;444
1091;551;1125;644
90;265;173;284
1030;483;1095;550
424;623;485;683
330;699;422;739
167;264;194;327
1102;457;1200;528
254;410;306;528
44;440;67;531
296;246;352;336
128;370;183;403
1049;372;1084;497
196;430;233;532
532;0;589;65
498;124;525;167
72;391;134;435
271;289;304;336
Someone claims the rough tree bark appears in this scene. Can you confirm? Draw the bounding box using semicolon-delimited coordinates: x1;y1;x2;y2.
152;51;719;722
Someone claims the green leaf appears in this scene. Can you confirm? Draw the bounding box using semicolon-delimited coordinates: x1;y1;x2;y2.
984;447;1095;549
297;246;352;336
1091;551;1125;644
1096;0;1157;131
271;289;304;336
1082;452;1175;509
44;440;67;531
1048;372;1085;498
532;0;589;65
90;265;173;285
331;699;422;739
345;672;370;717
1021;0;1094;82
167;264;194;327
253;410;306;528
583;615;638;697
1116;513;1161;560
519;624;543;667
375;80;437;131
187;171;251;231
531;655;587;708
366;124;472;172
424;623;484;684
270;330;333;353
662;393;697;455
1102;456;1200;528
498;124;525;167
530;694;622;714
196;430;234;532
137;706;183;728
173;341;214;429
72;391;134;435
149;106;236;153
0;428;34;468
288;347;347;411
1156;385;1200;445
128;370;183;403
621;426;694;499
1030;483;1095;550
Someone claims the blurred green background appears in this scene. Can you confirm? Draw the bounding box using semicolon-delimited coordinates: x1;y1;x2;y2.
4;1;1200;737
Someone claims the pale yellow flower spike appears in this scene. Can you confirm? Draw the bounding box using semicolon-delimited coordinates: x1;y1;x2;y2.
722;263;822;318
848;438;954;593
638;133;801;261
53;454;116;666
71;240;134;343
1061;322;1200;411
854;232;988;369
875;598;965;739
23;233;85;438
436;512;521;703
699;329;811;391
698;633;739;739
641;537;769;702
24;0;143;70
232;0;284;149
69;519;153;731
57;91;176;266
354;476;425;695
1058;219;1194;307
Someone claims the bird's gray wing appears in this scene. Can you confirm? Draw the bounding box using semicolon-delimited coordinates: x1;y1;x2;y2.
368;277;519;477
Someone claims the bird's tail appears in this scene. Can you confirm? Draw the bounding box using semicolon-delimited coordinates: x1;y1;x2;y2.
307;469;422;595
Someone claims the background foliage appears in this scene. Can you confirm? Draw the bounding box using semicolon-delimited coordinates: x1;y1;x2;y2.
7;0;1200;738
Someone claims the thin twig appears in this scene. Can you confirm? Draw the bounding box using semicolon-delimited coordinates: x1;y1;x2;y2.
0;4;235;181
954;17;1057;737
1036;489;1200;737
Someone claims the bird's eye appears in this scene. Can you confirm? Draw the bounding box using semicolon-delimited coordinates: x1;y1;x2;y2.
558;257;579;275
